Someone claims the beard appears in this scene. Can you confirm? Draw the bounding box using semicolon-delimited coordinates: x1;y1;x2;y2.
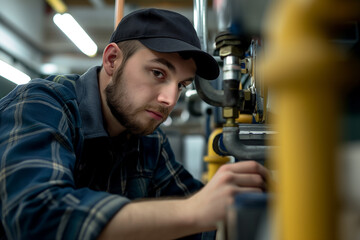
105;66;169;136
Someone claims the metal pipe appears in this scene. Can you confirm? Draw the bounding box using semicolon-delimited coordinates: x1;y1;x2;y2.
193;0;208;52
222;126;269;161
194;76;224;107
223;55;241;107
193;0;224;106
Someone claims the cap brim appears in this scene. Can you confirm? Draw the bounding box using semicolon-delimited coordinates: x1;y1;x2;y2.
139;38;219;80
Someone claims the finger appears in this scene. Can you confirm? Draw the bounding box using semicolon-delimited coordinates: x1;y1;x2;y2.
235;186;264;194
224;161;270;180
232;173;267;190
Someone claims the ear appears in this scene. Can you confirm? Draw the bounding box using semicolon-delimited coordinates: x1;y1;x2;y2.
102;43;123;76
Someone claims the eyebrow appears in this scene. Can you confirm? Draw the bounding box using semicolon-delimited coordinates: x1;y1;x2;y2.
150;58;195;83
150;58;176;73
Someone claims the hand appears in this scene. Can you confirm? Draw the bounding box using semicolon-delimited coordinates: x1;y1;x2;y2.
186;161;269;231
98;161;270;240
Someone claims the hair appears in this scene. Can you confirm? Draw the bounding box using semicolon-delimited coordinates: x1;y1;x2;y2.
105;40;143;84
116;40;143;66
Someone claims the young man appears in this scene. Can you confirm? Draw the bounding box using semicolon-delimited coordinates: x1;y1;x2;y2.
0;8;268;239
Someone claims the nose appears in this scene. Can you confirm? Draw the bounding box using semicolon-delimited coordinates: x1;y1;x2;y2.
157;82;179;108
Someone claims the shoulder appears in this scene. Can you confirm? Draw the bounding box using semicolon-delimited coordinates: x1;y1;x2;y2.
0;75;84;131
31;74;80;102
0;75;80;110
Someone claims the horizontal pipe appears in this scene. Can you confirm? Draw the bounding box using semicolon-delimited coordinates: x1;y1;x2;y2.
222;126;270;161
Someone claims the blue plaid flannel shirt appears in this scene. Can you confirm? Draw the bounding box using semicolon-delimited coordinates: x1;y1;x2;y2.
0;66;212;240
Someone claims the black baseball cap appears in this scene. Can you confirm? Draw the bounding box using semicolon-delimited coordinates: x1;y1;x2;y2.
109;8;219;80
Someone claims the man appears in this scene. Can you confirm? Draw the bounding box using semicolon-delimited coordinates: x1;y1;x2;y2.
0;8;268;239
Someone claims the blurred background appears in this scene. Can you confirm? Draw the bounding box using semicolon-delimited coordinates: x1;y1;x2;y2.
1;1;360;239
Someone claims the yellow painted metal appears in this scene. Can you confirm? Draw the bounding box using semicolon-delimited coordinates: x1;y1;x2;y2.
46;0;67;14
271;88;339;240
257;0;355;239
236;114;253;124
204;128;231;181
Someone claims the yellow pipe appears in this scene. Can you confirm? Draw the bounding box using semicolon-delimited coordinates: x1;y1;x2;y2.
258;0;351;239
272;87;338;240
204;128;231;181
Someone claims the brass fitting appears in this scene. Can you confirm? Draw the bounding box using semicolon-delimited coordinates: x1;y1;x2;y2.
223;107;239;119
223;107;238;127
219;45;244;58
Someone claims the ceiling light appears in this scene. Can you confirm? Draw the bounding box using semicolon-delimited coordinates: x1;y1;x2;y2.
0;59;31;85
53;13;98;57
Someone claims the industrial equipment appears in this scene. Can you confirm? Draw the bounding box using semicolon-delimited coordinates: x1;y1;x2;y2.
194;0;360;239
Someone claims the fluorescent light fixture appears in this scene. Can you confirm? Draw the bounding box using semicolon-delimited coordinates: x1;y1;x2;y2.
53;13;98;57
0;59;31;85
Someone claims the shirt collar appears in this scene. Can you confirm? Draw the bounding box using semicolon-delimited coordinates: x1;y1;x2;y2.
76;66;109;139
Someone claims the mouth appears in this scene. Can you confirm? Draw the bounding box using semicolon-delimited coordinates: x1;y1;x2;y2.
146;110;164;121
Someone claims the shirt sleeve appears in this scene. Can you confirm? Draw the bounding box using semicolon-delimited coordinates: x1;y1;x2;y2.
148;129;216;240
0;80;129;240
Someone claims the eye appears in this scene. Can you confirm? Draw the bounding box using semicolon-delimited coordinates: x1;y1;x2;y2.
178;82;186;90
178;81;192;91
152;69;165;79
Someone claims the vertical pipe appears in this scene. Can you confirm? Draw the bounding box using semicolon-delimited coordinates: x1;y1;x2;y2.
114;0;124;28
193;0;208;52
272;86;338;240
222;56;241;108
195;0;225;181
259;0;342;239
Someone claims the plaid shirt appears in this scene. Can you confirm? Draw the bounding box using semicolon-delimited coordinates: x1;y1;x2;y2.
0;67;208;240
